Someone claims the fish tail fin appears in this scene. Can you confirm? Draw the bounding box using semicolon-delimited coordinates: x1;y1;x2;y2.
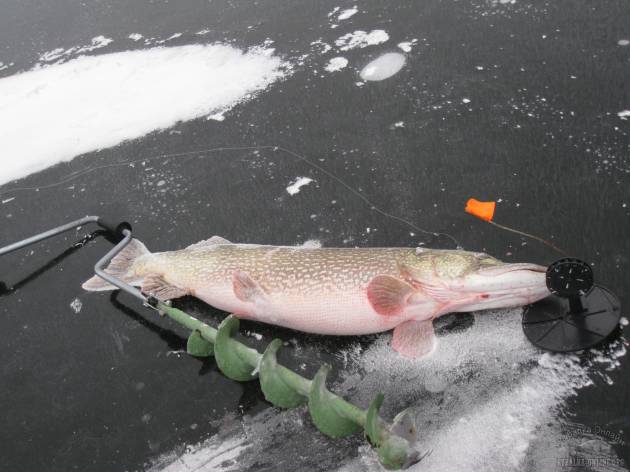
82;239;151;291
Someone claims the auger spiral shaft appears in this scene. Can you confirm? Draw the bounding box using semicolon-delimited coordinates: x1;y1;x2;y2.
155;302;424;470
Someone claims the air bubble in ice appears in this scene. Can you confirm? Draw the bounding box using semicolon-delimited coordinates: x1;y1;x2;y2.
359;53;406;81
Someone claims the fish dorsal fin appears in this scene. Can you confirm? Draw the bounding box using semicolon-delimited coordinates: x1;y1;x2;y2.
392;320;436;358
186;235;232;250
141;274;189;300
232;270;267;303
367;275;415;316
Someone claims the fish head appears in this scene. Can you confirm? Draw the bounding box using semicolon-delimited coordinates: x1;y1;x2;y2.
402;249;549;311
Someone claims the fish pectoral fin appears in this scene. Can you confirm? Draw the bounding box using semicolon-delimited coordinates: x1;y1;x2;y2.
186;235;233;250
141;274;189;300
367;275;415;316
232;270;267;303
392;320;436;358
412;279;454;303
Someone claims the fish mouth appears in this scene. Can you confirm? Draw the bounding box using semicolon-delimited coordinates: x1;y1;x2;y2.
462;262;549;307
476;262;547;276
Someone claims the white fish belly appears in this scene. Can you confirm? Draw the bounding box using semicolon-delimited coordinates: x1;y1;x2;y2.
194;284;401;335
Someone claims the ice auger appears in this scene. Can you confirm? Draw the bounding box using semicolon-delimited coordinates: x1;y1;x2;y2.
0;216;424;469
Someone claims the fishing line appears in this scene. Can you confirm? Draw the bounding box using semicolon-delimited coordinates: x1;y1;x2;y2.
0;145;462;248
488;221;568;256
465;198;568;256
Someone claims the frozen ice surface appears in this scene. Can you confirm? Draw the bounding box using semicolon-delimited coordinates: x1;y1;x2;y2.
153;309;626;471
359;52;406;81
0;44;288;185
335;30;389;51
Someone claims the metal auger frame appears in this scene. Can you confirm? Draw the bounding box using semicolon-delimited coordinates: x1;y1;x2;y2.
0;217;425;470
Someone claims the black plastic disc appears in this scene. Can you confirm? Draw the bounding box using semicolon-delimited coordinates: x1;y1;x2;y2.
545;258;594;298
522;285;621;352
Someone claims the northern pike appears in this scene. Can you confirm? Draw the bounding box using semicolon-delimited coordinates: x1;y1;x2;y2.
83;236;549;357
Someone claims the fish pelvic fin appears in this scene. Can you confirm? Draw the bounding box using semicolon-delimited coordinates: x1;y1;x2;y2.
141;274;189;300
232;270;267;302
392;320;436;358
367;275;414;316
81;239;150;291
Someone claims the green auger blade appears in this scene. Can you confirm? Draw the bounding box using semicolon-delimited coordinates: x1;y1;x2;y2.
365;393;417;470
308;364;362;438
155;302;422;469
379;408;423;470
260;339;306;408
214;315;258;381
365;393;385;446
378;434;417;470
186;330;213;357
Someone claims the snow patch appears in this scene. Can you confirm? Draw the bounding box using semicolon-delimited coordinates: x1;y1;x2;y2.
311;39;332;54
69;298;82;314
336;310;627;471
156;434;251;472
327;6;340;17
335;30;389;51
286;177;314;195
618;39;630;46
128;33;143;41
617;110;630;120
359;52;406;81
207;112;226;121
39;35;114;63
156;32;183;44
0;44;289;185
397;39;418;52
337;7;358;21
325;57;349;72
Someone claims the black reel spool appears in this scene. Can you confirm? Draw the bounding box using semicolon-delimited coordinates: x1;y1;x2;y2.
522;258;621;352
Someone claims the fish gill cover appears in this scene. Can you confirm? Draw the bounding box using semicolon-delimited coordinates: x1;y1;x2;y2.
151;309;627;472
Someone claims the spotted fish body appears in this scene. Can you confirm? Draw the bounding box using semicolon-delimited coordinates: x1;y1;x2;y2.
83;236;549;357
